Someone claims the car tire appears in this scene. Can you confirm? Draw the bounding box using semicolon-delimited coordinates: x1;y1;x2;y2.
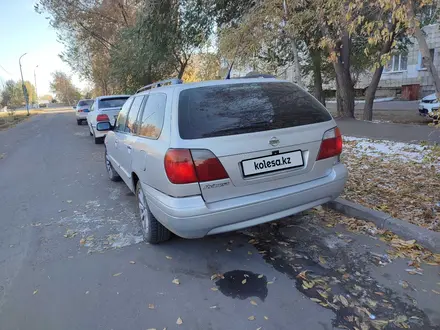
105;149;121;182
136;181;171;244
94;136;104;144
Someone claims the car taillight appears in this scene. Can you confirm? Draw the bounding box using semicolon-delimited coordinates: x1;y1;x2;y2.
316;127;342;160
164;149;229;184
78;109;83;112
191;149;229;182
97;114;109;122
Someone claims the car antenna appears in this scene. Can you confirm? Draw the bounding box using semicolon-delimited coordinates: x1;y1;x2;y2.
225;32;246;80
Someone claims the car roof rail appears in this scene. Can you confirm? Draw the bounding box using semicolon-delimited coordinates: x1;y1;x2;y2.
136;78;183;93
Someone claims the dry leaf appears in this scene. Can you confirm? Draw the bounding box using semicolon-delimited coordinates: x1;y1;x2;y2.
148;304;155;309
79;238;86;245
248;316;255;321
432;290;440;294
248;251;253;255
242;279;247;284
211;287;218;291
310;298;321;303
226;248;232;252
374;291;384;296
339;295;349;307
258;274;264;278
250;300;258;305
319;256;326;264
267;281;274;285
264;316;269;320
256;328;262;330
210;305;217;309
129;261;136;264
165;256;172;260
210;273;224;281
33;290;38;295
296;270;308;280
66;200;72;203
176;317;183;325
172;278;180;285
113;272;122;277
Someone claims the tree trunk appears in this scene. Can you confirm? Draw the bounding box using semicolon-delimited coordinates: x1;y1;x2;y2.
292;40;302;87
363;36;394;121
407;0;440;101
310;49;325;106
336;79;343;117
333;31;355;118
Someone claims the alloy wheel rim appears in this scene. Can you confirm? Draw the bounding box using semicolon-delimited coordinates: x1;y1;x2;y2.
138;188;149;234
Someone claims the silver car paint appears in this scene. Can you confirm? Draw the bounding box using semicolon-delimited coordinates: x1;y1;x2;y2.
105;78;348;238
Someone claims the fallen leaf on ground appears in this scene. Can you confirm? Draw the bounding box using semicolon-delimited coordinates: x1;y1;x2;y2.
146;328;156;330
248;316;255;321
264;316;269;320
211;287;218;291
79;238;86;245
399;280;409;289
176;317;183;325
248;251;253;255
172;278;180;285
339;295;349;307
226;248;232;252
250;300;257;305
432;290;440;294
296;270;308;280
319;256;326;264
63;229;77;238
66;200;72;203
258;274;264;278
33;290;38;295
242;279;247;284
210;305;217;309
267;281;274;285
310;298;321;303
210;273;224;281
165;256;172;260
148;304;155;309
112;272;122;277
256;328;262;330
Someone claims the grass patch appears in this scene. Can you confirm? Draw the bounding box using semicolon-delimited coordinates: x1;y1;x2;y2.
0;110;38;130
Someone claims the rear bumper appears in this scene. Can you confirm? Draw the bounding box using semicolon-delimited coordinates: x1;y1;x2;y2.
76;112;88;119
143;163;348;238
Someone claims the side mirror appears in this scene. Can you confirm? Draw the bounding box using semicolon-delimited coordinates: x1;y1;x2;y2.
96;122;113;131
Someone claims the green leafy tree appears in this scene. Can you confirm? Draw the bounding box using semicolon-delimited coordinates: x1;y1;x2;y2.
50;71;81;105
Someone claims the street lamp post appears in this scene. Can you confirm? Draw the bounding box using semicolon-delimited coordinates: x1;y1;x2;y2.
19;53;30;116
34;65;39;109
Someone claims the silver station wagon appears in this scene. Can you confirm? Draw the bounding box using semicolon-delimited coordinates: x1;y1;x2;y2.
100;77;348;243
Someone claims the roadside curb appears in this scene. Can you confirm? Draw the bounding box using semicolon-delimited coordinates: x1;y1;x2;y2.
326;198;440;253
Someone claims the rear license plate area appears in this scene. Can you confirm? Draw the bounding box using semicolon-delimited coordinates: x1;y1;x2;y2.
242;150;304;177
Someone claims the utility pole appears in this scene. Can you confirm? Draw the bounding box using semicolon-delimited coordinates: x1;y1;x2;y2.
34;65;39;109
19;53;30;116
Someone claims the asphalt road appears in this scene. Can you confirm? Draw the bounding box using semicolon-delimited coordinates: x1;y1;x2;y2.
1;112;439;330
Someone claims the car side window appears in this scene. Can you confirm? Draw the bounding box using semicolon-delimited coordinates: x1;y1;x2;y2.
138;93;167;139
90;102;95;112
115;98;134;132
125;96;145;133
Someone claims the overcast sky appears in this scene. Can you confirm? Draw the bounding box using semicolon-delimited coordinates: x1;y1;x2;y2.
0;0;87;95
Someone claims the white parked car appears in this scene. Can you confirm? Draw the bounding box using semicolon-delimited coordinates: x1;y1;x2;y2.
99;77;347;244
74;99;94;125
419;93;439;118
87;95;130;144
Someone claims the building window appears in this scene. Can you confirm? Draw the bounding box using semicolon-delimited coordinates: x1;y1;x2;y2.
384;54;408;72
418;49;435;70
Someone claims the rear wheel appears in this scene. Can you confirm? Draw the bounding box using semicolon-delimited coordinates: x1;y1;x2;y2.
136;182;171;244
94;136;104;144
105;149;121;182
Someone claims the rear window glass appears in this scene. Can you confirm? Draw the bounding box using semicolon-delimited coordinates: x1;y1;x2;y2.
78;100;93;106
99;97;129;109
178;82;331;139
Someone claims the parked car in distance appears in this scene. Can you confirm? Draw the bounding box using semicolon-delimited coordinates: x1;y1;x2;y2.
100;77;348;244
87;95;130;144
75;99;94;125
419;93;439;118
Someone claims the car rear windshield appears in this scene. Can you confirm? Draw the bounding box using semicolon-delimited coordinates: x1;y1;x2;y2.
78;100;93;106
99;97;129;109
178;82;332;139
